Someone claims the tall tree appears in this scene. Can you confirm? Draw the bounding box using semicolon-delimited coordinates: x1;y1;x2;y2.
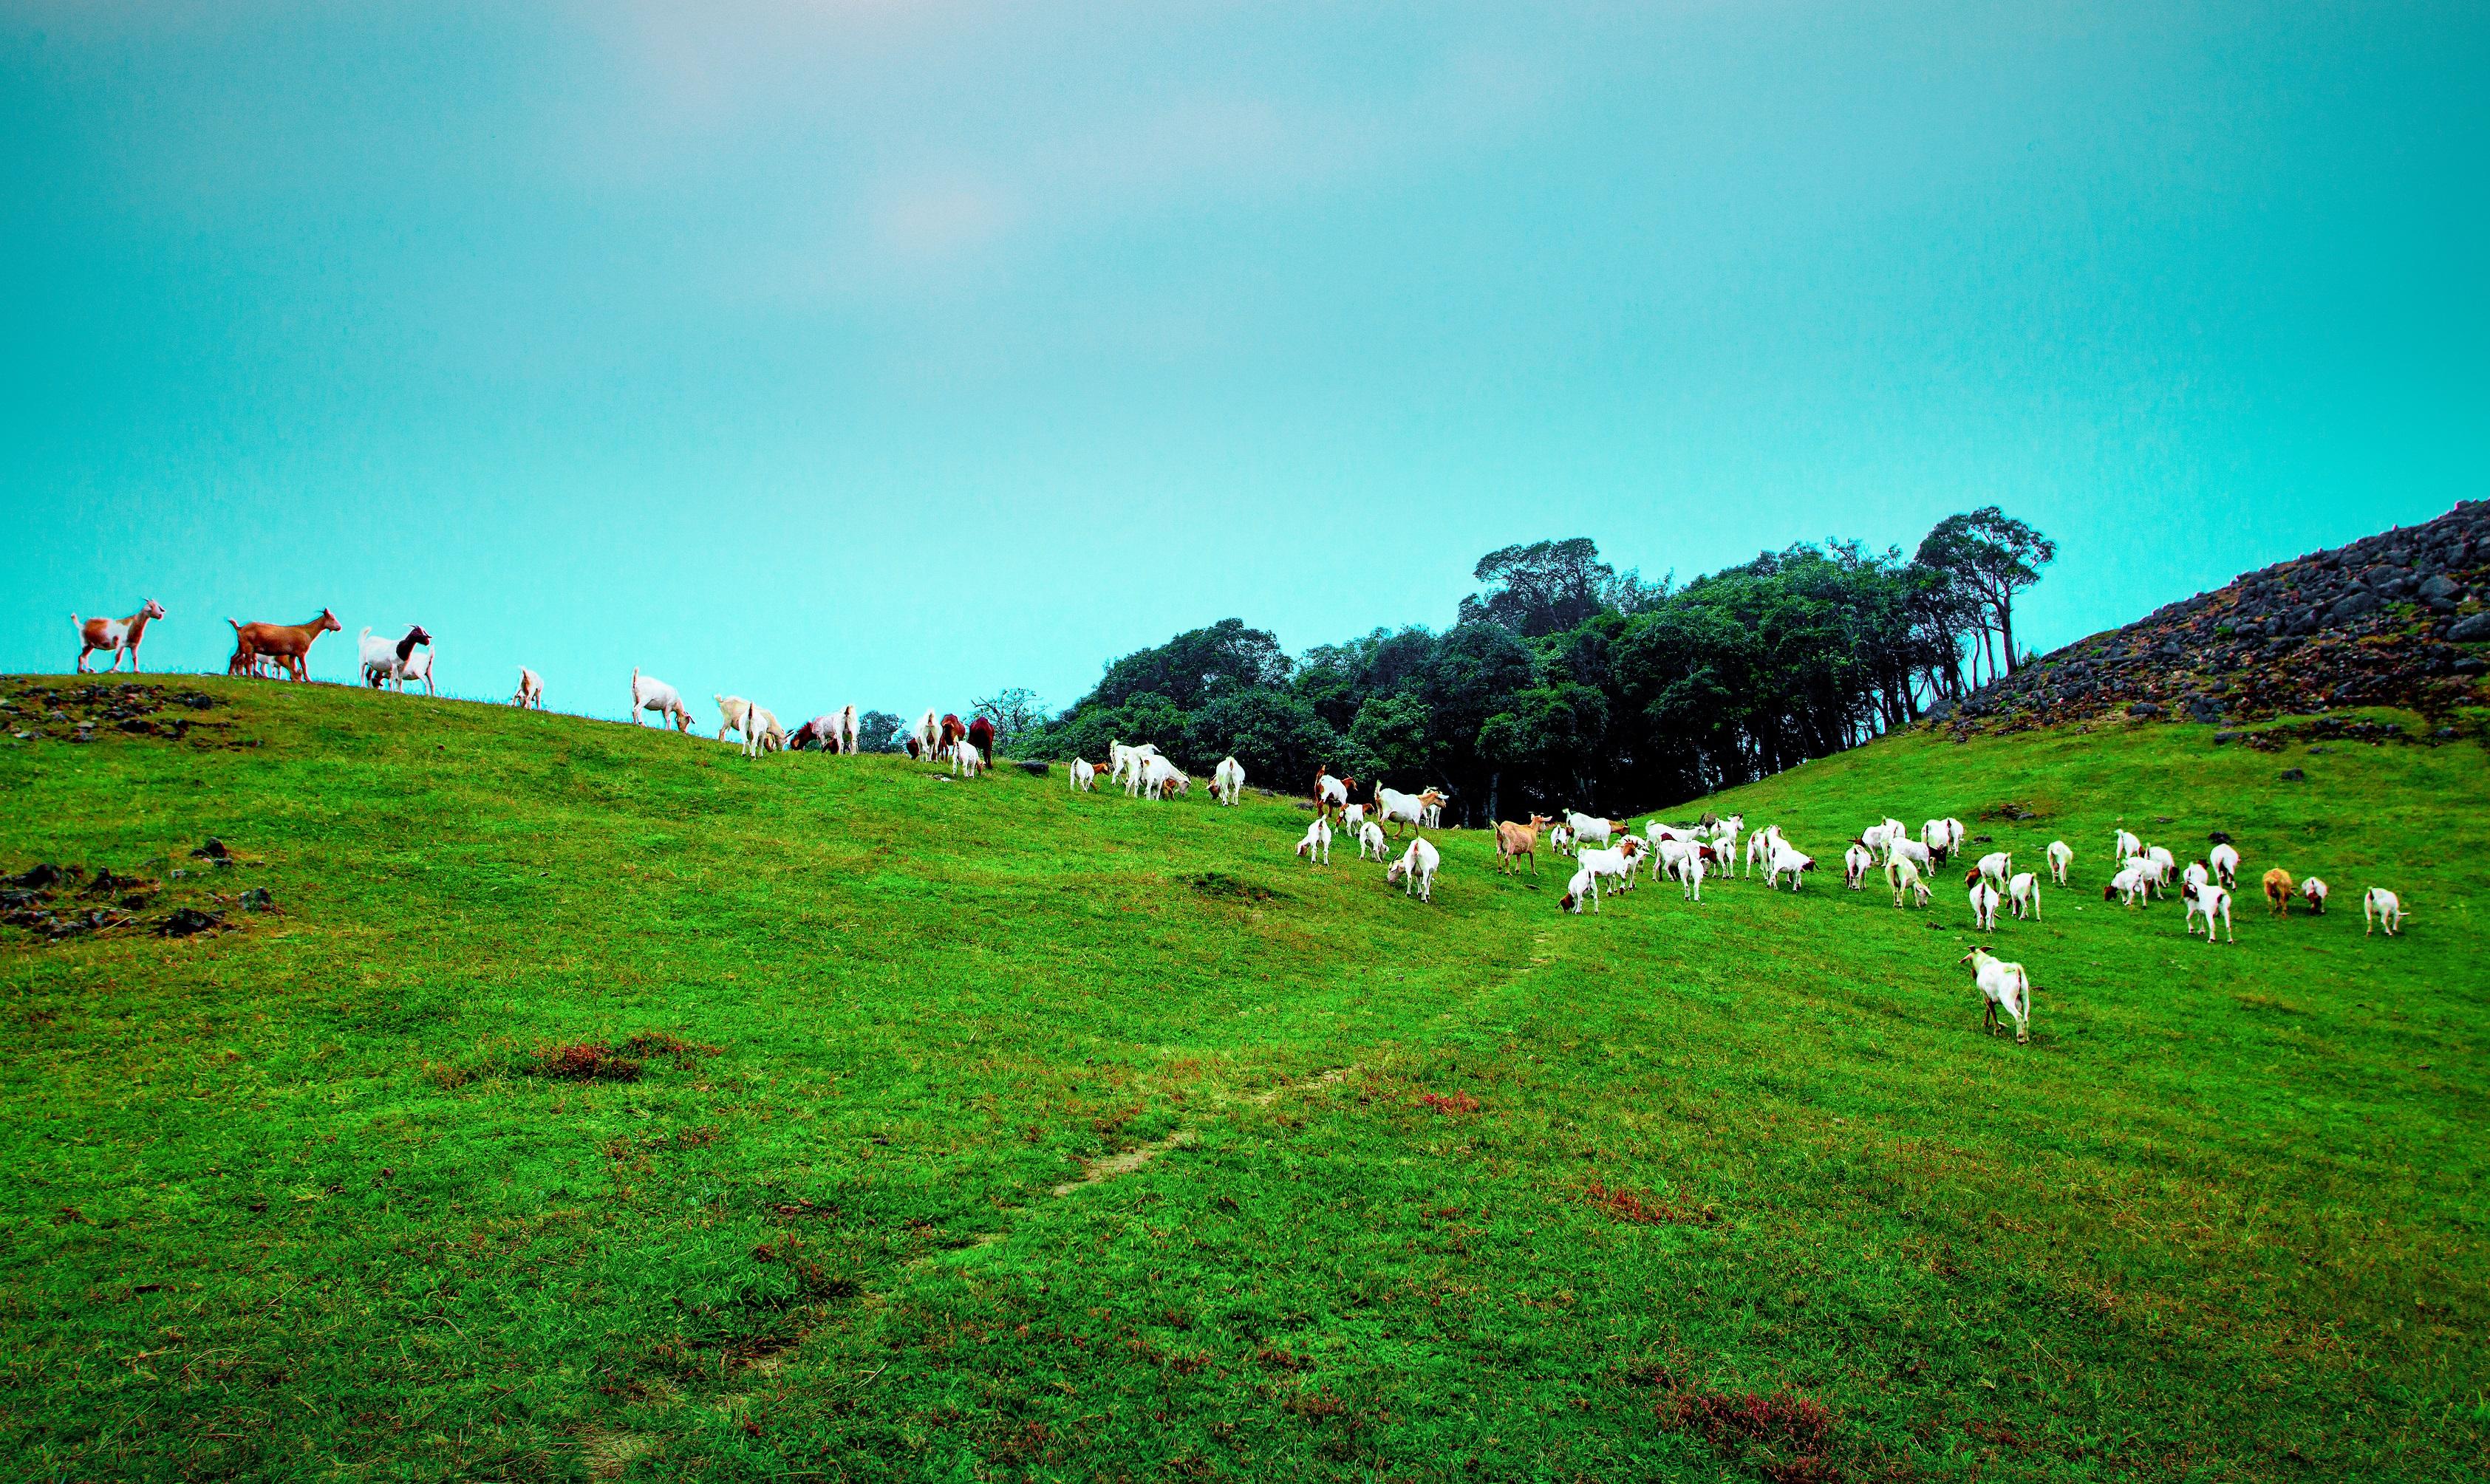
1459;538;1650;637
972;688;1050;756
1915;508;2057;680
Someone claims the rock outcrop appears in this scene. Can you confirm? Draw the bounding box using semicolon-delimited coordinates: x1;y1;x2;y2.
1943;501;2490;731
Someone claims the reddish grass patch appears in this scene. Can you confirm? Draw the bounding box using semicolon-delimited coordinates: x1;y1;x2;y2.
1585;1178;1720;1226
1660;1386;1843;1483
534;1042;643;1081
1416;1090;1481;1115
621;1031;720;1067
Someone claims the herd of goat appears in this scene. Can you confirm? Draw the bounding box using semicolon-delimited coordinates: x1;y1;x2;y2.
71;601;2415;1047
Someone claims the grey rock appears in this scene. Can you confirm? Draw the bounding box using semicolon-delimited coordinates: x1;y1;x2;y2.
2278;767;2305;782
2128;701;2165;718
2329;590;2380;620
2449;612;2490;643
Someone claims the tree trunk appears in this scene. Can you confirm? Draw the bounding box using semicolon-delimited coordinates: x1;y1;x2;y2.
1997;598;2017;677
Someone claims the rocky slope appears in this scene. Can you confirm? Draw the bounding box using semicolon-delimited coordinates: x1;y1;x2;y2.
1940;500;2490;731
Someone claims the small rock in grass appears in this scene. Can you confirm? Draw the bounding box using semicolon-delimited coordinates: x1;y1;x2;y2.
2279;767;2306;782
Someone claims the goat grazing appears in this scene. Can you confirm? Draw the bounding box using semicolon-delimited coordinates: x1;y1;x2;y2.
1068;758;1097;792
1670;849;1707;901
1843;841;1875;889
2113;827;2142;861
1971;851;2012;889
2047;839;2073;886
2208;842;2241;889
512;667;545;709
1961;948;2032;1043
2262;867;2294;917
1888;857;1931;909
1385;836;1442;902
1968;878;2001;931
1212;756;1246;806
1560;866;1600;914
2183;881;2234;944
2363;887;2404;937
1764;844;1815;891
2008;872;2042;920
2301;876;2329;915
74;600;166;673
2105;860;2152;907
1358;821;1389;861
630;670;694;732
1295;818;1332;865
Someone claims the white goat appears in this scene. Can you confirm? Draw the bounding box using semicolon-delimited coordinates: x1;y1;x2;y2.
951;736;984;776
2183;881;2234;944
1294;818;1332;865
2105;860;2152;907
1212;756;1246;806
398;645;436;697
2301;876;2330;915
1968;879;2001;931
1972;851;2011;889
511;667;545;709
630;670;694;731
1888;857;1929;909
1961;948;2032;1043
1843;842;1875;890
2046;839;2073;886
2363;887;2404;937
1563;811;1613;852
1560;866;1600;914
1888;836;1934;873
1357;820;1388;861
2208;842;2241;889
1139;754;1187;799
2008;872;2042;920
1764;844;1814;891
1670;850;1707;901
1385;836;1442;902
1377;787;1430;836
1068;757;1096;792
1577;845;1635;897
2113;827;2142;861
1745;825;1785;878
1342;803;1368;835
716;695;759;748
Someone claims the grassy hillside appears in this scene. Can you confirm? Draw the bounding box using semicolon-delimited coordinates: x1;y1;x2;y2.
1;677;2483;1483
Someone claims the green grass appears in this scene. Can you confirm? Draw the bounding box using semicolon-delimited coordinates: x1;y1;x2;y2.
1;677;2483;1482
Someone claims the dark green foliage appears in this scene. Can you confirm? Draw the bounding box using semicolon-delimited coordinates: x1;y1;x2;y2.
855;708;904;753
1037;524;2010;819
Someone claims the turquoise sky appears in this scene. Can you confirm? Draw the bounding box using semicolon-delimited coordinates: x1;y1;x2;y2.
6;2;2483;722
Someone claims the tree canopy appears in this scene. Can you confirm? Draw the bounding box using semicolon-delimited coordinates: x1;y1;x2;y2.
1025;515;2049;820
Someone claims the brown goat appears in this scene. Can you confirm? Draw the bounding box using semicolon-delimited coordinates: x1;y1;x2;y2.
228;609;341;681
1495;815;1553;875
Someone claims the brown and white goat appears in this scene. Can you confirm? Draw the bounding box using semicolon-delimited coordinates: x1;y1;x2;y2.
74;600;166;673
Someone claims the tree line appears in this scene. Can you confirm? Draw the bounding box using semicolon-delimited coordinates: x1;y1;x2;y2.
1003;510;2053;823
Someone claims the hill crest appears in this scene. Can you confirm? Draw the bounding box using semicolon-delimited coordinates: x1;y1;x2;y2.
1942;500;2489;731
